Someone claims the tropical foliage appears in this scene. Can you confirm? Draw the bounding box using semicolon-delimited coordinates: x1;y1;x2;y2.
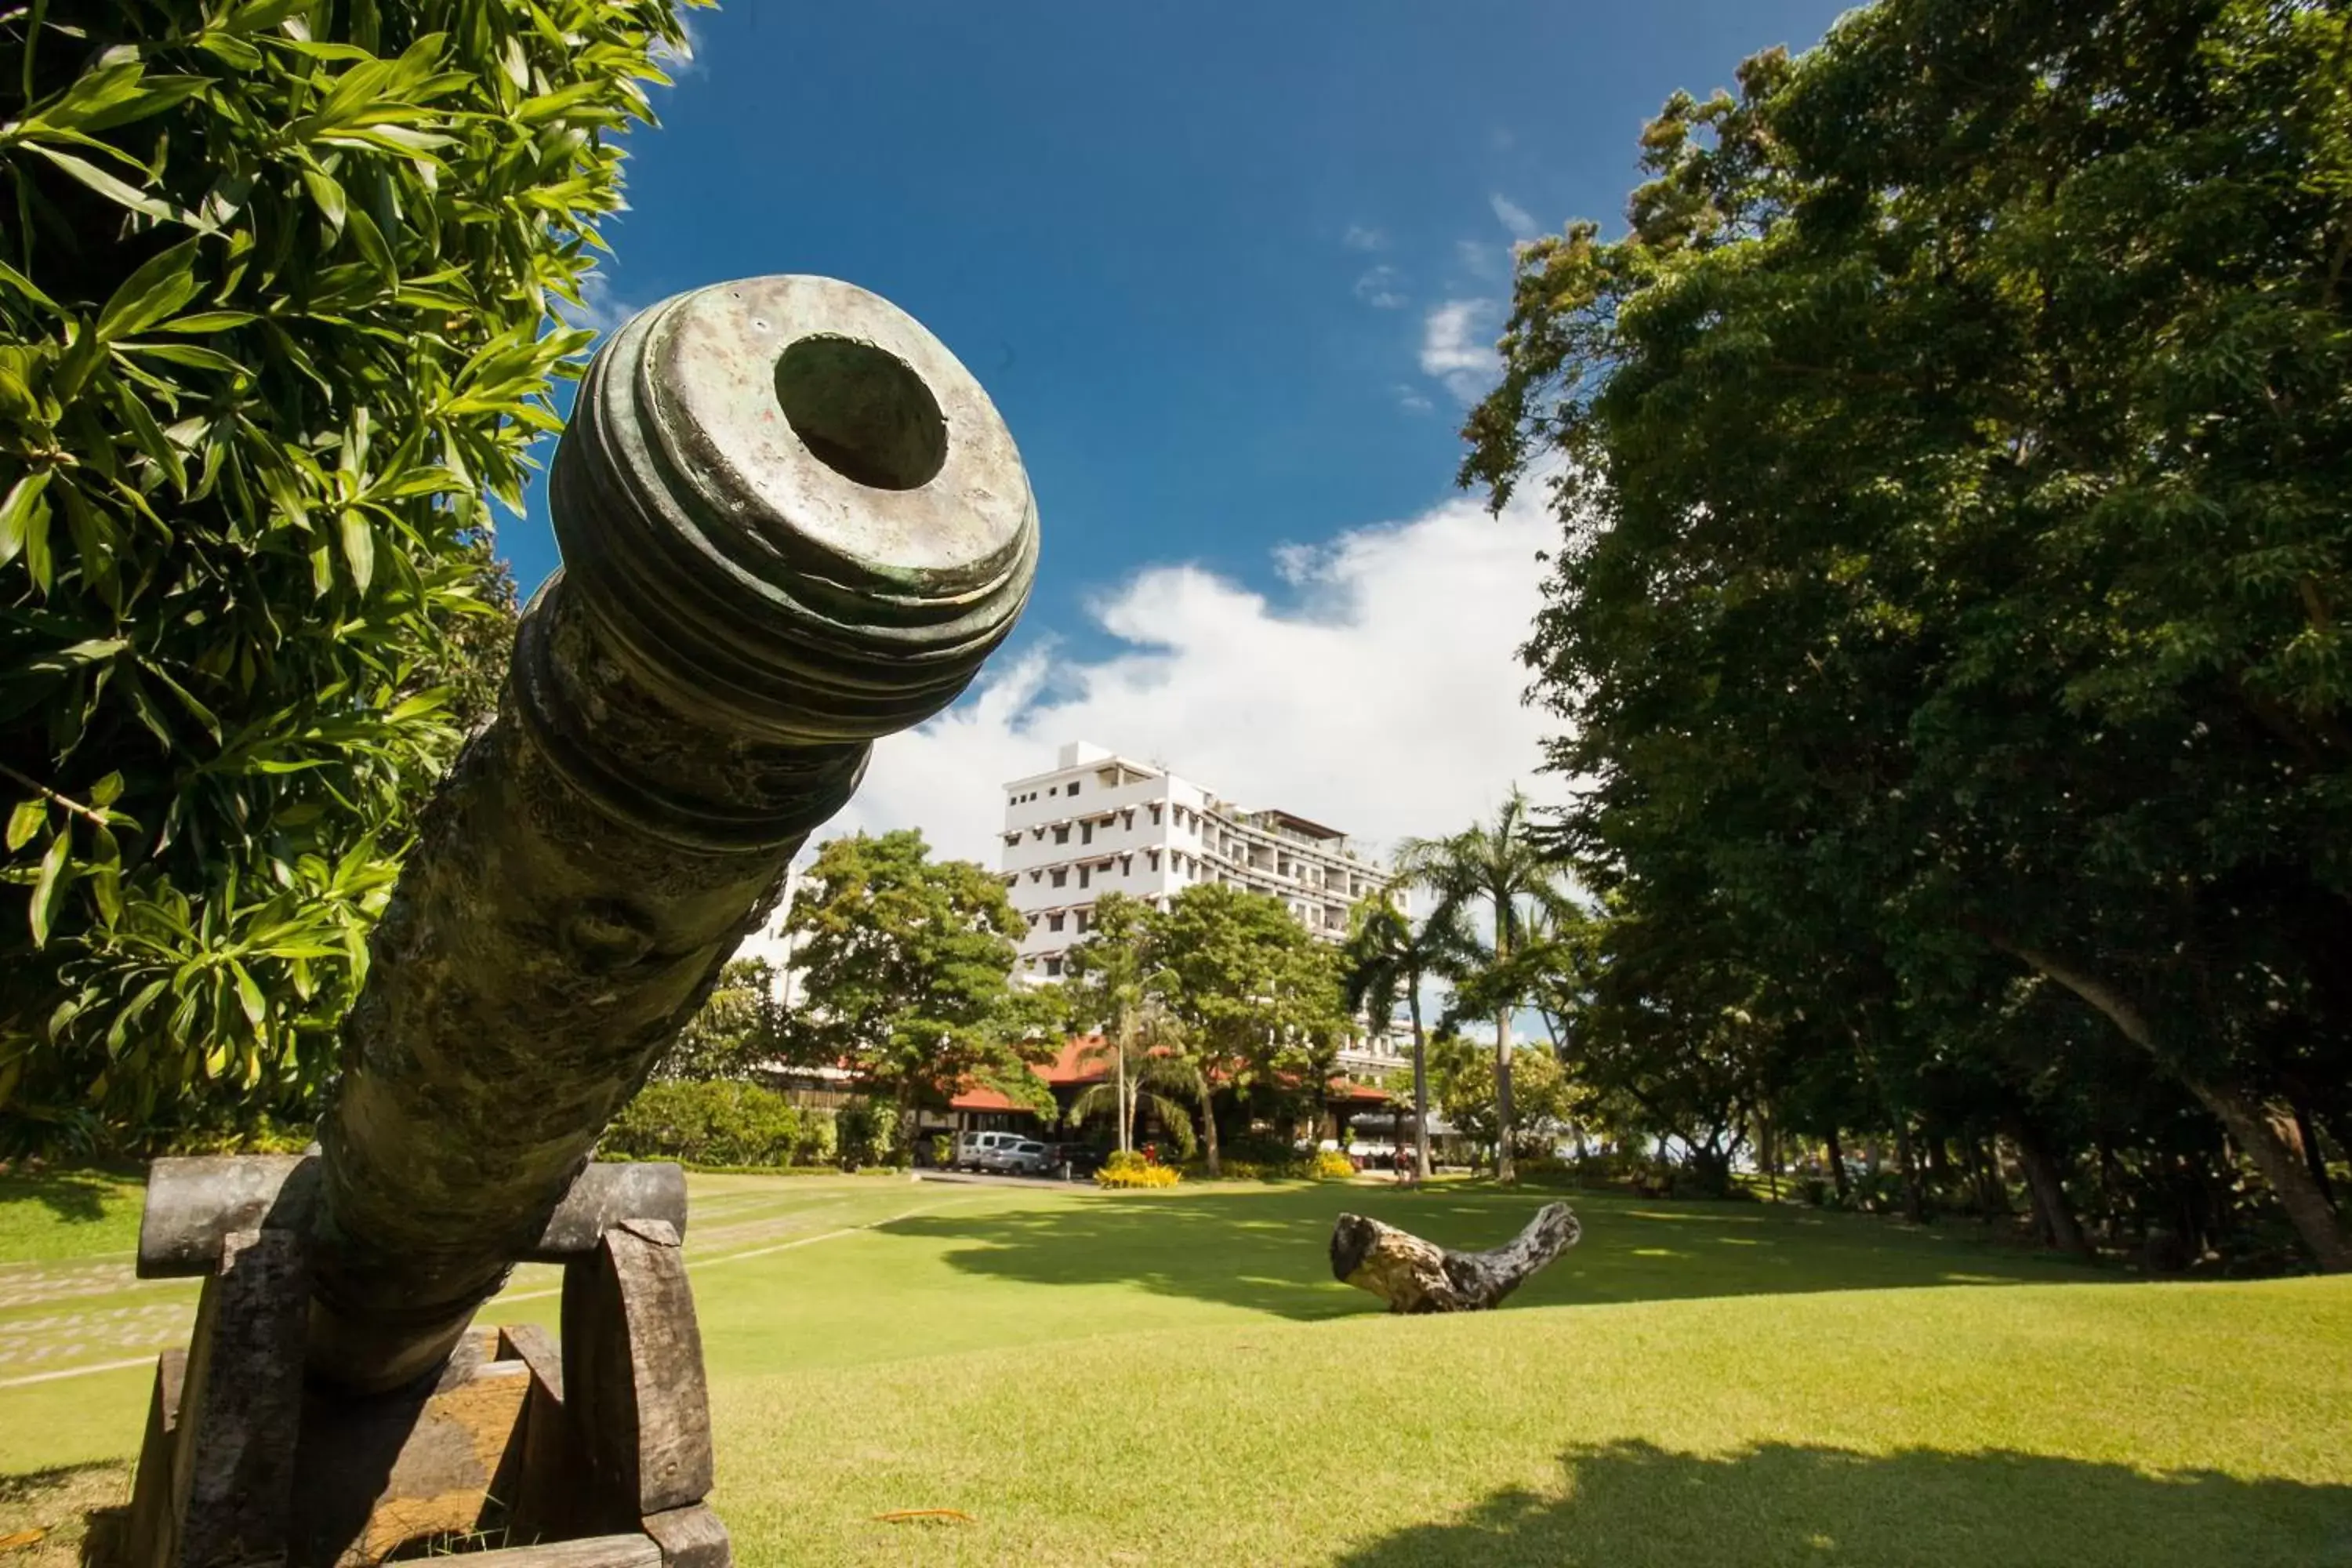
0;0;692;1147
1466;0;2352;1267
779;829;1062;1149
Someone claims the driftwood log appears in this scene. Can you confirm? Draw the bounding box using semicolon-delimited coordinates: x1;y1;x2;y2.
1330;1203;1581;1312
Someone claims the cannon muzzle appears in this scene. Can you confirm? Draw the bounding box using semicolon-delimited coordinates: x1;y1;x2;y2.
307;275;1036;1392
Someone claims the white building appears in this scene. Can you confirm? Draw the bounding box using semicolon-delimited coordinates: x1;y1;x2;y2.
999;742;1407;1081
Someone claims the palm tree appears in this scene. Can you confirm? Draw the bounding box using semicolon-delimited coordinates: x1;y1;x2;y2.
1068;1005;1200;1153
1062;892;1174;1156
1340;893;1441;1180
1392;789;1575;1182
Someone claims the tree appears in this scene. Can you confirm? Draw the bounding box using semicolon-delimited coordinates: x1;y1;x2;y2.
1147;882;1345;1177
1432;1043;1573;1166
1068;888;1167;1161
781;831;1055;1149
1341;891;1442;1178
0;0;691;1145
1067;1013;1200;1157
1394;789;1577;1183
655;958;781;1084
1467;1;2352;1269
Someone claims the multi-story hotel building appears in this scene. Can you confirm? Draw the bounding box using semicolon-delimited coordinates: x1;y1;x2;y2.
999;743;1414;1090
1000;742;1391;978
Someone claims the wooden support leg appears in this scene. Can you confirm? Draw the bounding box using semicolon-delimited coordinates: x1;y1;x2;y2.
128;1227;309;1567
561;1221;730;1566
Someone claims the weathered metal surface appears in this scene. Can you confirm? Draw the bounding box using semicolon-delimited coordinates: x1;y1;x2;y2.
525;1163;688;1262
136;1153;317;1279
137;1157;686;1279
307;275;1037;1392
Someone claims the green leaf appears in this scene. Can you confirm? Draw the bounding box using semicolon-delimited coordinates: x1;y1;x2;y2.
89;771;124;808
115;341;249;377
5;799;45;851
0;470;52;568
158;310;257;333
29;829;70;947
339;510;373;593
0;258;60;314
300;166;347;241
230;960;267;1029
21;143;191;227
98;239;207;342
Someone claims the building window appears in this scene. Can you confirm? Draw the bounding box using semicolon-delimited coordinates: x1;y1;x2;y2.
1078;866;1091;889
1048;913;1065;932
1046;956;1063;977
1075;909;1091;933
1054;825;1070;844
1004;833;1019;847
1028;869;1041;883
1149;804;1163;825
1051;869;1067;888
1120;855;1132;875
1121;810;1134;830
1068;782;1080;796
1147;849;1160;870
1081;822;1093;845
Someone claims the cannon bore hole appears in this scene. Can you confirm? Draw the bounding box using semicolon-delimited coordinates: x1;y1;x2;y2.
772;335;947;492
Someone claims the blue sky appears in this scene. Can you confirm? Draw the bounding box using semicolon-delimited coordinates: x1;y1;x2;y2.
519;0;1853;862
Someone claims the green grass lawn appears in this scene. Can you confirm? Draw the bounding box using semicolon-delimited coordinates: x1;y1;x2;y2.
5;1167;2350;1566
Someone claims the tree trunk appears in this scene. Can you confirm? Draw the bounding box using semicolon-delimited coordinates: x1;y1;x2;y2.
1330;1203;1580;1312
1115;1019;1131;1156
2188;1076;2351;1273
1198;1080;1221;1178
1895;1120;1926;1224
1824;1127;1851;1206
1969;1138;2012;1217
1409;982;1432;1181
2003;1112;2093;1262
1494;1011;1516;1184
1983;931;2352;1273
2292;1099;2334;1206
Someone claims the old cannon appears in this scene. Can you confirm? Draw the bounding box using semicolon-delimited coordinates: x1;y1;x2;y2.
113;277;1037;1568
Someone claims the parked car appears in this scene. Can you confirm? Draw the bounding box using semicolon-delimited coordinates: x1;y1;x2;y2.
998;1139;1055;1175
952;1131;1023;1171
1047;1144;1107;1181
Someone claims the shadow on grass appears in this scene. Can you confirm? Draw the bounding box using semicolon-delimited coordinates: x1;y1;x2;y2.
880;1184;2099;1321
0;1168;124;1226
1334;1439;2352;1567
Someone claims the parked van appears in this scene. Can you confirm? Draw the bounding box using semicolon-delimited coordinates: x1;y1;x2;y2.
953;1131;1022;1171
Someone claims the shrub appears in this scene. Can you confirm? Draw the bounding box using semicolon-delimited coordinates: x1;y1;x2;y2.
835;1098;899;1170
795;1109;838;1168
1312;1149;1357;1181
1097;1149;1180;1189
0;0;695;1140
603;1080;800;1167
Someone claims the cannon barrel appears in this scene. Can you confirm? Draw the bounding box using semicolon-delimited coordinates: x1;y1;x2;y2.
307;276;1036;1392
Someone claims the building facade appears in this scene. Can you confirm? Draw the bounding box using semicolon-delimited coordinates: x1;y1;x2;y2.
1000;742;1387;973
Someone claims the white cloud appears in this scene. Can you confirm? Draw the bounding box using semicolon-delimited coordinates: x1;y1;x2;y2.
652;11;703;78
1395;383;1435;414
1343;223;1388;252
1419;299;1500;402
557;269;637;336
1353;263;1406;309
820;485;1563;870
1490;194;1538;238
